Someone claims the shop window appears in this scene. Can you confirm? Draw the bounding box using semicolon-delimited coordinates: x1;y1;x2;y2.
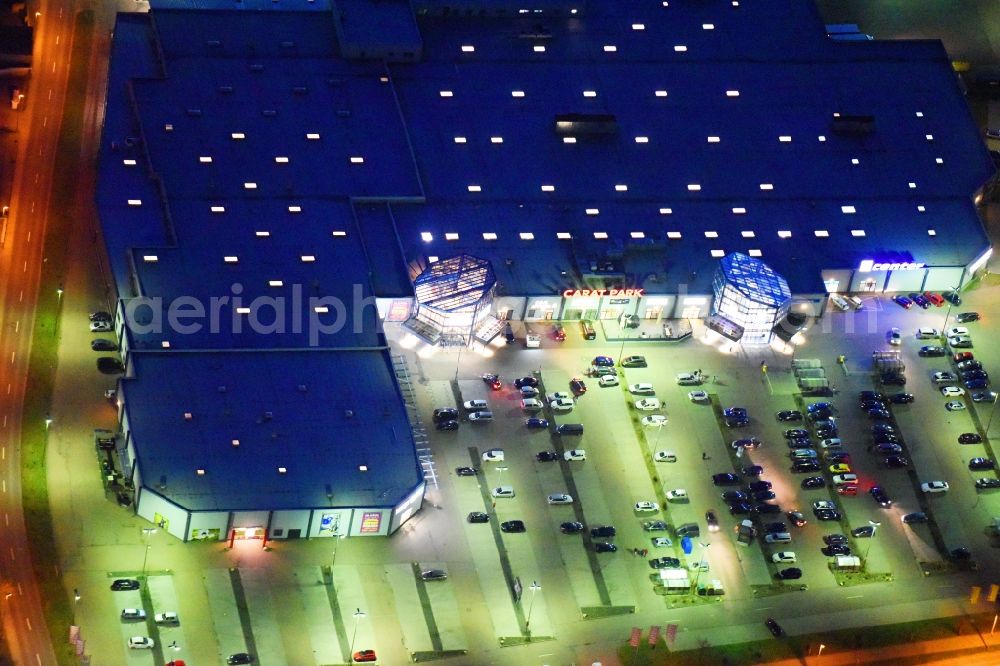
272;529;284;537
644;307;662;319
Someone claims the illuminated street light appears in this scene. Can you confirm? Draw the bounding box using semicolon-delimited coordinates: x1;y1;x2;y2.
349;608;366;656
44;414;52;429
331;533;347;567
141;527;157;577
491;465;508;508
818;643;825;656
525;580;541;632
863;521;881;562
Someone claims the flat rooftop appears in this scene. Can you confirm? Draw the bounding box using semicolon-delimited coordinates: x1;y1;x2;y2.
121;349;421;512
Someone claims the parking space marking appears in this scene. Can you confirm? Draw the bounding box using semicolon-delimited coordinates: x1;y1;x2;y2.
241;567;288;665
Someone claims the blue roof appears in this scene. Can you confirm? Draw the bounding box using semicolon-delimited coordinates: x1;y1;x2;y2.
121;349;421;511
720;253;791;308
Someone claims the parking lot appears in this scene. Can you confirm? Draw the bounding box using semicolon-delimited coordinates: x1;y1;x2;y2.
52;286;1000;665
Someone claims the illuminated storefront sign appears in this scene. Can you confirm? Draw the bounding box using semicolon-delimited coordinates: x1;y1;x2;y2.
858;260;925;272
562;288;645;298
360;511;382;534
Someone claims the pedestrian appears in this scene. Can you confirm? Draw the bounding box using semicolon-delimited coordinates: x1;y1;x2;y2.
702;452;708;460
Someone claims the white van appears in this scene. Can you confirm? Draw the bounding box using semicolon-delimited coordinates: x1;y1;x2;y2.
468;410;493;422
829;294;851;311
764;532;792;544
491;486;515;498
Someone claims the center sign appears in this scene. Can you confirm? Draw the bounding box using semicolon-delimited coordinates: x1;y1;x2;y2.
562;288;645;298
858;259;925;272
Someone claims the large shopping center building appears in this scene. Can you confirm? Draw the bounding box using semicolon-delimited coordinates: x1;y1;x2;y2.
97;0;995;539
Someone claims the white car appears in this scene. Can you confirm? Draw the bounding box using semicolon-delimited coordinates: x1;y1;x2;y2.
641;415;668;427
886;328;902;345
546;391;571;402
598;375;619;387
563;449;586;461
482;448;505;463
771;552;796;564
154;612;179;624
463;399;488;410
940;386;964;397
634;501;660;512
676;373;701;386
89;320;113;332
653;450;677;462
832;474;858;485
651;536;673;547
812;500;836;511
916;327;940;339
121;608;146;621
921;481;949;493
945;401;966;411
665;489;688;501
634;398;661;411
688;390;709;402
819;438;843;449
628;383;655;395
548;493;573;505
949;335;973;348
520;398;543;411
128;637;155;649
550;398;574;412
947;326;969;337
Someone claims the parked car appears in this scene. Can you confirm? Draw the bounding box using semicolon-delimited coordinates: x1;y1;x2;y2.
569;378;587;394
801;476;825;489
514;376;539;388
97;357;124;374
482;448;504;462
642;415;669;427
628;383;655;395
970;458;996;470
919;345;947;357
742;465;764;477
892;295;913;309
653;450;677;462
436;420;459;431
869;485;892;507
550;398;575;412
90;320;113;332
884;455;909;468
420;569;448;581
590;525;617;538
353;650;378;663
550;323;566;340
111;579;140;591
564;449;587;461
455;466;478;476
972;391;997;403
154;612;179;625
634;501;659;512
598;374;619;387
634;398;661;411
526;418;549;429
712;473;741;486
776;410;802;422
500;520;526;533
121;608;146;621
227;654;254;665
776;568;802;580
643;520;668;532
547;493;573;505
902;512;928;524
535;451;558;462
594;542;617;553
560;521;583;533
921;481;949;493
675;372;701;385
649;556;681;569
128;637;155;649
852;525;877;537
945;401;966;412
433;407;458;423
822;544;851;557
705;511;720;532
959;433;982;444
748;480;773;492
468;512;490;523
956;312;980;323
621;355;647;368
688;390;709;402
976;478;1000;489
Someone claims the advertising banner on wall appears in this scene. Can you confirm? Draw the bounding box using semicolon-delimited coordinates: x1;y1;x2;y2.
360;511;383;534
318;512;344;536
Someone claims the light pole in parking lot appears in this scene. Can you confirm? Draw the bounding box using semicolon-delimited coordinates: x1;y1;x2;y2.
332;533;347;568
349;608;366;657
491;466;508;508
941;285;960;333
862;520;881;563
140;527;157;577
692;542;710;593
525;580;541;633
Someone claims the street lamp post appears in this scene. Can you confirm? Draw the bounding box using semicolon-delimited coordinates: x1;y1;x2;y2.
332;533;347;568
862;521;880;563
140;528;157;577
817;643;825;657
525;580;541;633
44;414;52;430
349;608;366;657
692;542;711;593
941;285;960;333
491;465;508;508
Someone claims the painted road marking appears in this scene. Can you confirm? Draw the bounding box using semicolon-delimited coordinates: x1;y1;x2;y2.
846;595;863;599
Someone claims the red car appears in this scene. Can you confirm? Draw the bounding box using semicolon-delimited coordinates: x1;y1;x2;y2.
551;324;566;341
924;291;945;307
353;650;377;663
953;352;974;363
837;484;858;496
481;373;502;390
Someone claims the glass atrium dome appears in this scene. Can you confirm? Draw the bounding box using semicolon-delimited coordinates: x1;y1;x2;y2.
711;252;791;344
409;255;496;345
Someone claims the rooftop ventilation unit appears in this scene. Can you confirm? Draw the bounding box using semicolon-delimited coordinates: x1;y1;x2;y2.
830;114;874;135
554;113;618;135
